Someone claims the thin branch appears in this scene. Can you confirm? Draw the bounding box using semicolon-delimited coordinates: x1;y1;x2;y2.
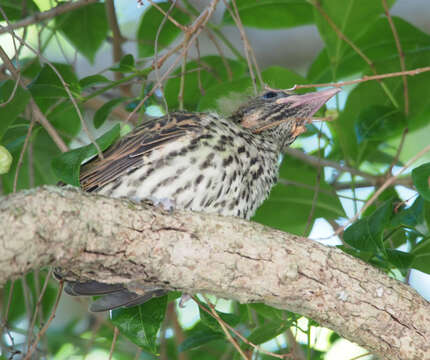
333;143;430;237
284;148;378;181
381;0;409;114
24;281;64;360
293;66;430;90
200;295;249;360
0;0;98;34
13;121;34;192
108;327;119;360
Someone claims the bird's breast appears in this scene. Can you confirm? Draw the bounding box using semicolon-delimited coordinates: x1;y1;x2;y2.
97;124;280;219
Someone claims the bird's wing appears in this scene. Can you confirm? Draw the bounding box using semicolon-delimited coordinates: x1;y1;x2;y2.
80;112;204;192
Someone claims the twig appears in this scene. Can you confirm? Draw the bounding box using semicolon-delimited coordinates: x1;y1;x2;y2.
386;127;408;177
13;121;34;192
26;268;53;352
284;148;378;181
105;0;130;96
200;295;249;360
381;0;408;114
222;0;257;94
24;281;64;360
126;0;220;122
293;66;430;90
333;143;430;237
108;327;119;360
0;0;98;34
194;296;291;359
147;0;187;31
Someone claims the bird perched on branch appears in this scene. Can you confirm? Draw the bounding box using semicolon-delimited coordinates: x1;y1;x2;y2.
62;87;340;311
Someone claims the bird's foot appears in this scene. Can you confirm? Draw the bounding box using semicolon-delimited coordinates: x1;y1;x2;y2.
179;293;191;308
147;196;176;213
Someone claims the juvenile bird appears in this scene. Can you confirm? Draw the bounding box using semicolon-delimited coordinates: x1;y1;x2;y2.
63;87;340;311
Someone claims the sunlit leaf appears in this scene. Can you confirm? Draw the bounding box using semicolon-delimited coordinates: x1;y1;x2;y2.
111;295;168;353
412;163;430;201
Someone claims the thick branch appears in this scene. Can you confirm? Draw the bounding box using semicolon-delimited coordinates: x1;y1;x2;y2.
1;186;429;360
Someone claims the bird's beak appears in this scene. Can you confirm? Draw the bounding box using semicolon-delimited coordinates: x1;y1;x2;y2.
276;87;341;119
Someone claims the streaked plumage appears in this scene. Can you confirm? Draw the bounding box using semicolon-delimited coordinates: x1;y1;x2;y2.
63;87;340;311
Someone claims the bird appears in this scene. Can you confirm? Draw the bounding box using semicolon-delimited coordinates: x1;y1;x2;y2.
62;87;340;311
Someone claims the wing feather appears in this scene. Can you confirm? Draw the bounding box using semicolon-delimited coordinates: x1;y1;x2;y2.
80;112;203;192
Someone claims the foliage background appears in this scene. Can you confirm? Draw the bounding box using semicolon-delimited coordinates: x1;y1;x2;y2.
1;0;430;359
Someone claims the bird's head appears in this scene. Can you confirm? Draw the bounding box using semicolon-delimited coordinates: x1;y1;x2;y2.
230;87;340;151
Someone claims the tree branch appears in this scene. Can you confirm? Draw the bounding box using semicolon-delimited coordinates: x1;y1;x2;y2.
1;186;429;360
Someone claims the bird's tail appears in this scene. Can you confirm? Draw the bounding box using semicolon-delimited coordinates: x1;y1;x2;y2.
64;280;166;312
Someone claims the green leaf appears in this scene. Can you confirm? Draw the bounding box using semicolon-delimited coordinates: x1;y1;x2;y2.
79;74;111;89
385;249;414;271
51;124;120;186
355;105;406;143
412;238;430;274
29;63;80;111
313;0;395;67
137;3;190;58
94;98;126;128
412;163;430;201
344;199;393;251
111;295;168;353
110;54;136;73
48;102;82;141
179;330;224;352
199;304;240;333
0;80;31;140
55;3;108;63
247;303;286;322
391;196;424;228
253;154;345;235
247;321;289;345
222;0;313;29
165;56;247;111
2;120;62;193
0;0;39;21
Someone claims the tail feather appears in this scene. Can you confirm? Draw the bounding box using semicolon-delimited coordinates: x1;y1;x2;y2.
64;280;166;312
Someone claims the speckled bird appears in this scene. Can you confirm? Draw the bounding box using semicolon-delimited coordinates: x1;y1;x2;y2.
63;87;340;311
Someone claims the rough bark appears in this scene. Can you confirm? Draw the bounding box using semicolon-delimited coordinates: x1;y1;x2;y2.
1;186;429;360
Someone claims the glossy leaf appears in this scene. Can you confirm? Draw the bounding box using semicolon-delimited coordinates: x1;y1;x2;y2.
137;3;190;58
412;239;430;274
55;3;108;63
111;295;168;353
94;97;126;128
391;196;424;228
313;0;395;64
51;124;120;186
179;330;224;352
1;121;62;193
0;80;31;140
110;54;136;73
29;63;80;112
344;200;393;251
253;154;345;235
247;321;289;345
309;17;430;83
355;105;406;143
222;0;313;29
199;304;240;333
79;74;111;89
386;249;414;271
412;163;430;201
165;55;247;111
0;0;39;20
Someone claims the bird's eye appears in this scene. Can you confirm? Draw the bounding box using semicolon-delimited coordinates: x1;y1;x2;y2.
262;91;278;99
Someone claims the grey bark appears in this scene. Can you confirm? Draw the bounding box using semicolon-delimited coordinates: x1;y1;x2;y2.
1;186;429;360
